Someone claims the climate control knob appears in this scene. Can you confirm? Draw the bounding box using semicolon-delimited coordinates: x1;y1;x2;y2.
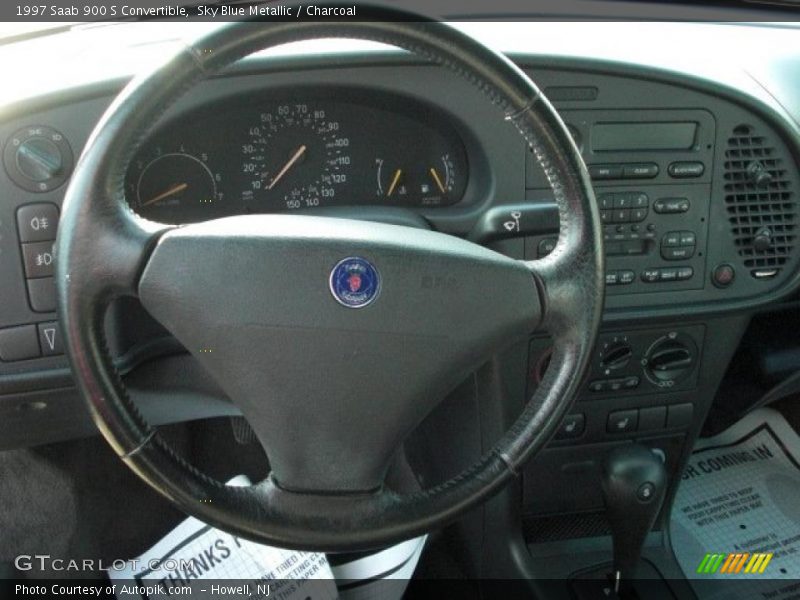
644;334;697;387
601;341;634;371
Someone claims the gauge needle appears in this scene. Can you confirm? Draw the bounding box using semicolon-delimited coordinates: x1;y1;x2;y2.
429;167;446;194
386;168;403;196
141;182;188;207
268;144;307;190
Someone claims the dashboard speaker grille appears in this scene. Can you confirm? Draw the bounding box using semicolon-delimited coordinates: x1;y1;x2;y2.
723;124;797;270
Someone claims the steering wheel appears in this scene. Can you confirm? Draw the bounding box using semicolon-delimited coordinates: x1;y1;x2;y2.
56;14;603;551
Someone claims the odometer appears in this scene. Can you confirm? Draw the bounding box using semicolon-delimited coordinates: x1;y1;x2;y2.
240;103;352;211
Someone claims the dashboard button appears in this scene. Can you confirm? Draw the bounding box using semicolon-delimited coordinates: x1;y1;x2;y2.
712;263;735;287
618;270;636;285
555;414;585;440
659;268;678;281
613;209;631;223
21;241;56;278
630;193;649;208
607;409;638;434
614;194;632;209
601;210;613;224
537;237;557;257
667;403;694;428
662;232;681;247
653;198;690;214
605;271;620;285
598;193;615;210
631;208;648;222
589;164;623;180
27;278;56;313
623;163;659;179
0;325;40;361
679;231;697;246
662;246;695;261
668;161;705;178
588;380;607;393
37;321;63;356
676;267;694;281
641;269;660;283
639;406;667;431
16;203;59;242
623;376;640;389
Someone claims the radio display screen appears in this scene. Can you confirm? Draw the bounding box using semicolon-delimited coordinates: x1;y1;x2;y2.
592;122;698;151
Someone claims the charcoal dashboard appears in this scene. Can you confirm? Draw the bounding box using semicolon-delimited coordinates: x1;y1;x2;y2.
0;35;799;455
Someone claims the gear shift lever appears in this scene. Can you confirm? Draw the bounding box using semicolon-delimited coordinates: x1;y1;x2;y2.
601;444;667;595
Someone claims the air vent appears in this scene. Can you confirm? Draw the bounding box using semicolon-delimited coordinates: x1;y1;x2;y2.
724;124;797;275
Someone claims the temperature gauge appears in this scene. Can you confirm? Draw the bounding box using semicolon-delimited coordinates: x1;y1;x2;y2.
376;151;465;207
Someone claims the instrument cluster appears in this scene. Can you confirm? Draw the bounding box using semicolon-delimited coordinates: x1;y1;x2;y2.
125;89;470;224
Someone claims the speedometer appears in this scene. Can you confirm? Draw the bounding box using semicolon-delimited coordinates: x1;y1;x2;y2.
240;103;351;211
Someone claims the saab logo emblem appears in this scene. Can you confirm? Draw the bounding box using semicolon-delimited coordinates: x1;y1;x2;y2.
348;273;362;293
696;552;773;575
329;257;380;308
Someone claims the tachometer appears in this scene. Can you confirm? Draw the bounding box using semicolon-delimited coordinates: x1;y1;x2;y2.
127;147;223;223
241;103;352;211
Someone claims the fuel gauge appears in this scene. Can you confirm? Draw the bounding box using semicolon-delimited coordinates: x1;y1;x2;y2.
375;151;465;207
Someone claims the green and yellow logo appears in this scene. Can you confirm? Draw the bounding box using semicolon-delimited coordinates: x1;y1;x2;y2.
697;552;773;575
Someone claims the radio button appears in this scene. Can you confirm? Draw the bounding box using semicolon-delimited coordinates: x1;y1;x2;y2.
641;269;661;283
677;267;694;281
598;193;615;209
662;232;681;247
653;198;690;214
601;210;613;224
589;164;624;180
606;271;620;285
623;163;659;179
668;161;705;178
662;246;696;261
618;270;636;284
631;208;648;222
679;231;697;246
659;268;679;281
614;194;634;209
613;209;631;223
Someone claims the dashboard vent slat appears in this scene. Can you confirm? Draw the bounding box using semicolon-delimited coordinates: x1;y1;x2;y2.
723;124;797;272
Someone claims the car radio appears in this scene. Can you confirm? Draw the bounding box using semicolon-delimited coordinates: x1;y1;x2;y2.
526;108;716;295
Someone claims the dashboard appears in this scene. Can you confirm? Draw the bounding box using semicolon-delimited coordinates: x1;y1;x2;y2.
1;25;800;527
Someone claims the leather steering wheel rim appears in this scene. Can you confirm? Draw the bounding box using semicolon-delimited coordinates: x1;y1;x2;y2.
56;10;604;551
